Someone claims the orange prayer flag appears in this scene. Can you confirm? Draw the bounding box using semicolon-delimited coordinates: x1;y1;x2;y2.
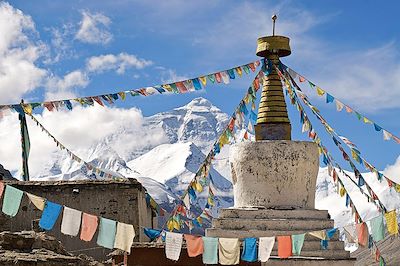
356;222;368;247
277;236;292;258
184;234;204;257
80;213;98;242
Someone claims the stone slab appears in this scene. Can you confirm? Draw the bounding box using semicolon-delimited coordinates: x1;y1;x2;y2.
219;208;330;220
212;218;334;231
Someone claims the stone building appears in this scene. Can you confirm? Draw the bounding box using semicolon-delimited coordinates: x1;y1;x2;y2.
0;179;153;260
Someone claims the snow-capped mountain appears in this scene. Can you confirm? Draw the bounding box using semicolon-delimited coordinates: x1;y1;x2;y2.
31;96;400;231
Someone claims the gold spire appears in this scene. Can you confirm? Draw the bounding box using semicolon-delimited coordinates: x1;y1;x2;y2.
254;15;292;141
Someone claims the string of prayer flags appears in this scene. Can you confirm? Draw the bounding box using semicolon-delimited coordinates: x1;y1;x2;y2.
27;113;166;217
218;238;240;265
184;234;204;257
0;60;261;115
281;67;394;209
384;210;398;236
39;201;62;231
97;218;117;249
283;64;400;145
2;185;23;217
277;236;292;259
114;222;135;253
61;207;82;237
165;232;183;261
80;213;98;242
202;237;219;264
241;238;257;262
258;236;275;262
163;69;264;232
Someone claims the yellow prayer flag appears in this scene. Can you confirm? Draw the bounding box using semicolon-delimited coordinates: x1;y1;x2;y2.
199;76;207;86
384;210;398;235
363;117;372;124
118;92;126;100
167;220;174;231
339;186;346;197
195;182;203;193
235;67;242;76
22;104;33;115
316;87;325;96
309;230;326;240
26;193;45;210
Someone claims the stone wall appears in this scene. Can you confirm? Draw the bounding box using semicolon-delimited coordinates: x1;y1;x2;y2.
0;179;153;260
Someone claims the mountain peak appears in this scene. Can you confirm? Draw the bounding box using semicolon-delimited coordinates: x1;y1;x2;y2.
177;97;214;110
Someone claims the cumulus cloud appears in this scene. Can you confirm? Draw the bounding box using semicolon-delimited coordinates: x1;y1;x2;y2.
45;70;89;100
159;67;188;83
384;156;400;183
86;53;153;74
75;11;112;44
0;105;168;178
0;2;47;104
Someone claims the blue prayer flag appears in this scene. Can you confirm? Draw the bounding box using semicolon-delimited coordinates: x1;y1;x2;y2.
39;201;62;230
241;237;257;262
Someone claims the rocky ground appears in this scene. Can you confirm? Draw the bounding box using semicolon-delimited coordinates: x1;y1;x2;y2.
0;231;104;265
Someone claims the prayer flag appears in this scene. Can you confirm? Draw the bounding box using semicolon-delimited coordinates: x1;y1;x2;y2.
165;232;183;261
292;234;305;255
370;215;385;242
19;111;30;181
356;222;368;247
384;210;398;235
97;217;117;249
144;228;161;241
114;222;135;253
80;213;98;242
61;207;82;237
258;237;274;262
309;230;327;240
335;100;344;111
202;237;218;264
277;236;292;258
184;234;204;257
326;93;334;103
2;185;23;217
199;76;207;86
241;238;257;262
316;87;325;96
219;238;240;265
39;201;62;230
383;130;392;141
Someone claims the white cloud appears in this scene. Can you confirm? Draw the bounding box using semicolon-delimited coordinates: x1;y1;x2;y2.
45;70;89;100
0;105;168;179
86;53;152;74
0;2;47;104
384;156;400;183
75;11;112;44
298;43;400;112
159;68;188;83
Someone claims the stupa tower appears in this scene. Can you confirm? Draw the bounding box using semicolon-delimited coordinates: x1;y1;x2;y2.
206;16;355;265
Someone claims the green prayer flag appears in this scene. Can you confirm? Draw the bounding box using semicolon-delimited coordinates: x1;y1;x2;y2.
19;113;30;181
370;215;385;242
292;233;305;255
2;185;24;217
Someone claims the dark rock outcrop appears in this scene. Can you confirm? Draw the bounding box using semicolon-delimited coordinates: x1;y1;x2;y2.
0;164;13;180
0;231;104;265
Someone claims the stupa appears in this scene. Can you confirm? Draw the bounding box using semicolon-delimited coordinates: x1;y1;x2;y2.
206;16;355;265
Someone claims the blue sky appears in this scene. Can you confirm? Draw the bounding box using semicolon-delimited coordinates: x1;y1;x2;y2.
0;1;399;175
